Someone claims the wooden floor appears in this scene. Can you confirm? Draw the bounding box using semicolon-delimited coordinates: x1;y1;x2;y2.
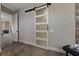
0;42;65;56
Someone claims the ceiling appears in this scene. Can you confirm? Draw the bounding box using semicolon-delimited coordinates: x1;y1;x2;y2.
2;3;34;11
2;3;44;11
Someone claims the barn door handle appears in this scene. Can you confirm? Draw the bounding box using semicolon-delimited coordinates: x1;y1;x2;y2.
47;25;49;30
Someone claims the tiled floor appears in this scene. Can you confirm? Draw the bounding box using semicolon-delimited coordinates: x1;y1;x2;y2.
0;42;65;56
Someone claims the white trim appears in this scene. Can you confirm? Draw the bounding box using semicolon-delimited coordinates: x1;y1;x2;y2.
33;10;36;44
49;47;65;53
36;14;46;18
34;45;48;50
36;22;48;25
19;40;65;53
36;37;46;41
35;6;47;11
19;40;35;46
19;40;48;50
36;30;47;32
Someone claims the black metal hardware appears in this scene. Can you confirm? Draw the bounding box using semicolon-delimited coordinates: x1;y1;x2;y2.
25;3;51;13
47;25;49;30
25;7;36;12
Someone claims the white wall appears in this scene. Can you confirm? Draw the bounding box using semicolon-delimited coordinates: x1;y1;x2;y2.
19;9;35;44
19;3;75;52
49;3;75;52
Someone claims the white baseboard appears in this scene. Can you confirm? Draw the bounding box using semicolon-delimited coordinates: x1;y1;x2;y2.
19;40;48;50
49;47;65;53
19;40;35;46
19;40;64;53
